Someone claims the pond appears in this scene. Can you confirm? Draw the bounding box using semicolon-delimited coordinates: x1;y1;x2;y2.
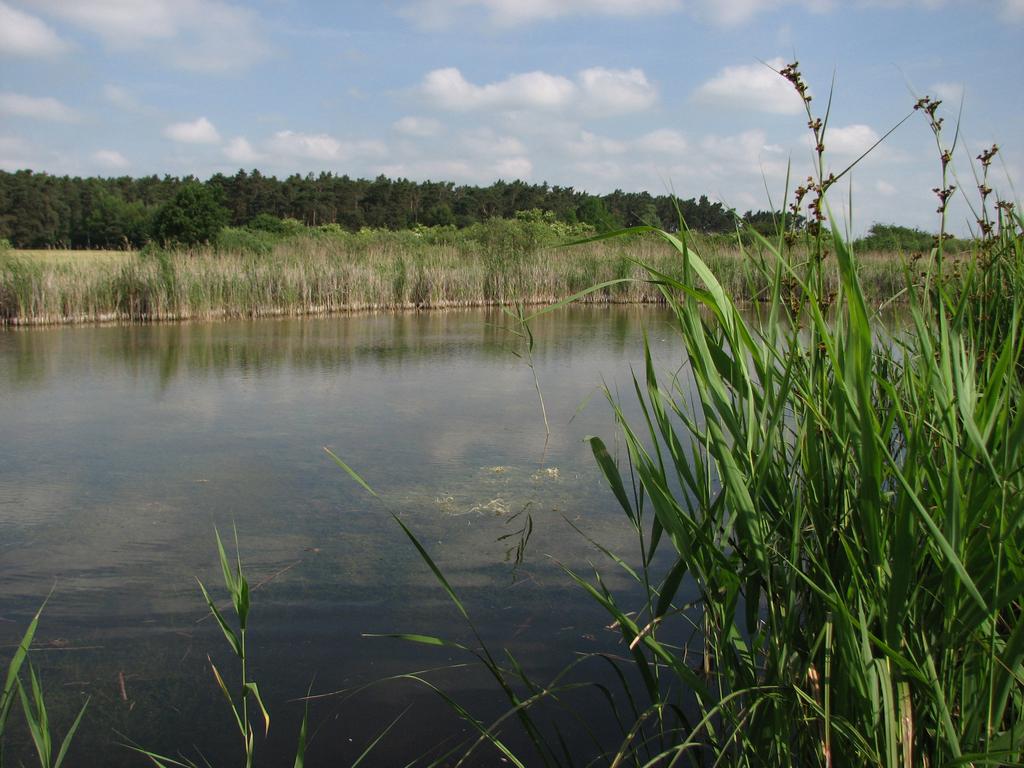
0;306;690;766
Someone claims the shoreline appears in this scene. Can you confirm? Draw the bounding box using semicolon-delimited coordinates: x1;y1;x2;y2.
0;294;674;328
1;237;918;328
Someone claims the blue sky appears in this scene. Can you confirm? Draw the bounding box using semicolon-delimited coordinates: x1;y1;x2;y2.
1;0;1021;232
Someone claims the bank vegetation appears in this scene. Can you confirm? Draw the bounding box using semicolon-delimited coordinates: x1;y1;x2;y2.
0;216;933;326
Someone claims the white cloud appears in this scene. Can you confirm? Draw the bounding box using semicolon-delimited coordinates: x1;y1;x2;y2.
102;84;144;111
266;130;387;162
421;66;656;116
374;156;532;184
572;160;626;184
375;159;473;180
876;179;897;196
634;128;688;155
92;149;129;169
578;67;657;115
461;128;527;156
0;92;78;121
379;122;532;181
267;131;342;161
849;0;1024;18
857;1;944;7
694;57;806;114
929;81;964;103
223;136;262;164
493;156;533;178
403;0;1022;27
0;134;76;173
1003;0;1024;19
567;131;628;157
25;0;175;40
164;117;221;144
687;0;781;24
403;0;680;27
688;0;956;25
699;128;791;178
422;67;576;111
682;0;833;25
393;116;442;137
0;135;32;169
822;124;881;157
0;1;67;56
799;123;887;162
21;0;269;72
566;128;687;160
700;130;765;161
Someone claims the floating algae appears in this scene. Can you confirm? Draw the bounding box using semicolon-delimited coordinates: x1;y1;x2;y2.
531;467;560;480
434;464;565;518
468;498;510;516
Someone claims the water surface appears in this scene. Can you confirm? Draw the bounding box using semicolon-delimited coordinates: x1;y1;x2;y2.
0;306;686;765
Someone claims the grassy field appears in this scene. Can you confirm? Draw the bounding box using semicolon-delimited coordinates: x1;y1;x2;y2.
12;249;134;267
1;227;916;326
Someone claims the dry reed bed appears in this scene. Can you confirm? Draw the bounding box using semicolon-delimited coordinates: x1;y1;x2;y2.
1;237;910;326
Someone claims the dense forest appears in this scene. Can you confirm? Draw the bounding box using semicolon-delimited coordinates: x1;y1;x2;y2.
0;168;777;249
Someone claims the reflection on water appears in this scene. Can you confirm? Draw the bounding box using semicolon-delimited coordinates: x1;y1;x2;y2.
0;306;687;766
4;308;646;390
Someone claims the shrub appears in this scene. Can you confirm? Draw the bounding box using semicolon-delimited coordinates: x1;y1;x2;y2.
854;222;969;253
245;213;290;234
216;226;276;256
152;183;229;246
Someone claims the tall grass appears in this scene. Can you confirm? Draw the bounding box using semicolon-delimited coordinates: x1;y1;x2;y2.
0;225;911;326
360;73;1024;766
5;67;1019;768
1;603;42;767
1;599;89;768
577;81;1023;765
130;527;273;768
570;206;1024;766
355;210;1019;764
126;526;401;768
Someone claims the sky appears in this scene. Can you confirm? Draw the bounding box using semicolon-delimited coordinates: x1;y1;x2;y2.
1;0;1022;233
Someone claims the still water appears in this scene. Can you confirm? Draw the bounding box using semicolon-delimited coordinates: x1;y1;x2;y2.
0;306;686;766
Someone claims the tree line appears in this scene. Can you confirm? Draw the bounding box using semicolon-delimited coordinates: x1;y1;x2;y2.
0;169;782;249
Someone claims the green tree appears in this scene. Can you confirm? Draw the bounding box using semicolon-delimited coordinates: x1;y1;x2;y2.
854;222;944;252
576;196;621;232
152;183;228;246
83;191;153;248
423;203;455;227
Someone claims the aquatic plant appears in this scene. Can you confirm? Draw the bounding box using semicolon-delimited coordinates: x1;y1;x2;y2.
17;665;88;768
354;67;1024;766
0;600;88;768
130;528;272;768
128;525;401;768
1;603;41;767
